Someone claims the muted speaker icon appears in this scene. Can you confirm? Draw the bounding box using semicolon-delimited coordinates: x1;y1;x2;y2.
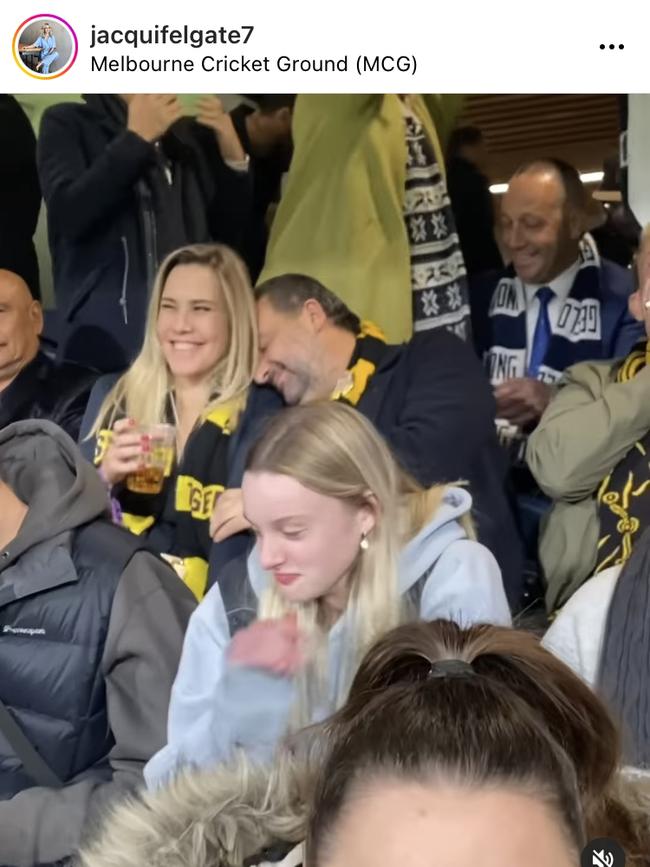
581;838;625;867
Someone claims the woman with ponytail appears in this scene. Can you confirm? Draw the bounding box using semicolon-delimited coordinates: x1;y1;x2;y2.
79;620;650;867
144;401;510;787
307;620;650;867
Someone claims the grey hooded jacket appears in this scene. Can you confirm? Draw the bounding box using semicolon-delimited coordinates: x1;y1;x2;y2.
0;420;195;866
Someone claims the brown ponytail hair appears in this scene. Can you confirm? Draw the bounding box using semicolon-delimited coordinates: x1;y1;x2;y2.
307;620;650;866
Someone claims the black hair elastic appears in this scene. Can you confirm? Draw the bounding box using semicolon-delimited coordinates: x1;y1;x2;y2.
428;659;475;679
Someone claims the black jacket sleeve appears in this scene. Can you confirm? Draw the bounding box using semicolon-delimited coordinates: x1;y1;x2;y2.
188;123;254;253
469;271;502;360
384;330;497;486
77;373;121;460
37;104;157;242
447;161;502;275
52;368;99;443
208;160;253;252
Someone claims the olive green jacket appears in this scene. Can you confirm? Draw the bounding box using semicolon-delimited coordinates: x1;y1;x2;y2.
527;358;650;610
259;94;464;343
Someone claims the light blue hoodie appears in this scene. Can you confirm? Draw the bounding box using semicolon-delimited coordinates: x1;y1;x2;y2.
144;486;511;789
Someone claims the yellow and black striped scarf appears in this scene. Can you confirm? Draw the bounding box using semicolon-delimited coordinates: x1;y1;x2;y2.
596;340;650;574
95;396;243;600
330;321;387;406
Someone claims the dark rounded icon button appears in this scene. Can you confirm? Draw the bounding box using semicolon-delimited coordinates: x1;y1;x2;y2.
581;838;625;867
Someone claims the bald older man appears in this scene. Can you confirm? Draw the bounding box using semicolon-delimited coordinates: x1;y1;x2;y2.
0;269;96;438
470;159;643;597
472;158;642;432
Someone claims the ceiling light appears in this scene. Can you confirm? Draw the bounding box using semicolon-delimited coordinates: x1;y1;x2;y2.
580;171;606;184
489;171;605;194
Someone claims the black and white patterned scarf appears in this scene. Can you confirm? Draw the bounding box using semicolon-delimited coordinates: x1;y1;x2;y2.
402;102;470;340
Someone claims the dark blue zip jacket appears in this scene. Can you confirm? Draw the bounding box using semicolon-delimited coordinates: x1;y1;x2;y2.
38;95;252;373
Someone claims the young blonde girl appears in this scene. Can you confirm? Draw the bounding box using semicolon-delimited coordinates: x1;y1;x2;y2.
144;402;510;786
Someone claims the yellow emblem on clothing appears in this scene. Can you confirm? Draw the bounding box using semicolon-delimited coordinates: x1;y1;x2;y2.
329;320;385;405
595;341;650;572
176;475;225;520
161;554;208;601
120;513;156;536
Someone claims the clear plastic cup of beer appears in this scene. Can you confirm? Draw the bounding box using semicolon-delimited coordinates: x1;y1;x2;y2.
125;423;175;495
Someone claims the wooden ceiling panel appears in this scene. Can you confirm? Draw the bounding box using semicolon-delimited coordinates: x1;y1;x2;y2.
459;94;621;183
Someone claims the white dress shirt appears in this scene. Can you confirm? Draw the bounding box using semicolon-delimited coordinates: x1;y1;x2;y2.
523;259;581;367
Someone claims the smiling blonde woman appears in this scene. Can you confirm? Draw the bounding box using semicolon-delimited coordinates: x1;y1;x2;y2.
80;243;273;600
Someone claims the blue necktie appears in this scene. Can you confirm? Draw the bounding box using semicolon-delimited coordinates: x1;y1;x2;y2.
527;286;555;379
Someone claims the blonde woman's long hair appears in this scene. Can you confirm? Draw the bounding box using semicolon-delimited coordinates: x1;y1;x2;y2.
90;244;257;435
246;402;473;723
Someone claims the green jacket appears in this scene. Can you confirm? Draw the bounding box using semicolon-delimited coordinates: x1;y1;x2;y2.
527;357;650;610
259;94;463;343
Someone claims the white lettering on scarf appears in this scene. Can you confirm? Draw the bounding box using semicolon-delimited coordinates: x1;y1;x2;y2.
555;298;602;343
489;279;525;317
485;346;526;384
536;365;564;384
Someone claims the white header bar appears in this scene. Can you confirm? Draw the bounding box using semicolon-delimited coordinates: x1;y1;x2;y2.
1;0;644;93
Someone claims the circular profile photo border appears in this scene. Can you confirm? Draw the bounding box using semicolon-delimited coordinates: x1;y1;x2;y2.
13;13;78;80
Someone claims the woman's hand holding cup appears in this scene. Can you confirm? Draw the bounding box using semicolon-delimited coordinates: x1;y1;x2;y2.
100;418;148;487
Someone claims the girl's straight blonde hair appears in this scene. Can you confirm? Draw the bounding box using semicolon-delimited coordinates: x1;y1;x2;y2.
90;244;258;434
246;402;474;723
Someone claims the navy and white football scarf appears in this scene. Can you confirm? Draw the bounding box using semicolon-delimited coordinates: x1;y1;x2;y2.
485;235;604;387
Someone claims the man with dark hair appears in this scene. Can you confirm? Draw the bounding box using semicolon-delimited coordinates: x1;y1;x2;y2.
446;125;502;276
0;269;96;439
472;158;642;432
211;273;524;609
0;420;195;866
228;95;295;280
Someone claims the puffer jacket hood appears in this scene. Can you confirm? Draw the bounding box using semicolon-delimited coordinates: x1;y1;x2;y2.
0;419;109;569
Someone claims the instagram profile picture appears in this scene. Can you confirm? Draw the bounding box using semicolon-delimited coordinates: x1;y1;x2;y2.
13;14;78;79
